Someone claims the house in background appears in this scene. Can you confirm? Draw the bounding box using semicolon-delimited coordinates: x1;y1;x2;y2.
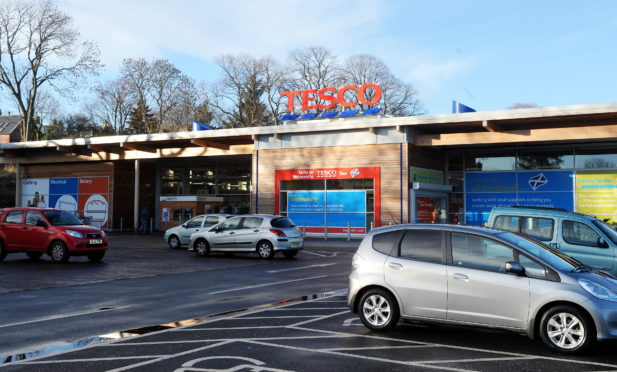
0;115;22;143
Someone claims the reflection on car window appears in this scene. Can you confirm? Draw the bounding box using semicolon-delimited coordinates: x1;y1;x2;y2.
400;230;443;263
518;254;548;279
205;216;220;226
186;216;204;228
42;210;82;226
496;232;579;271
372;230;404;255
452;233;514;272
220;218;241;231
242;217;263;229
494;215;519;232
25;211;43;226
5;210;23;224
271;217;295;228
563;220;600;247
521;217;554;241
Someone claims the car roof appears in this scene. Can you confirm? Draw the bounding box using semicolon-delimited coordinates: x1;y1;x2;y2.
368;223;505;236
490;206;596;220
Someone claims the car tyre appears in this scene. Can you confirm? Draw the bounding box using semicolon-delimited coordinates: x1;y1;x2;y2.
539;305;594;354
26;252;43;261
257;240;274;259
50;241;70;263
168;235;180;249
282;250;298;258
0;240;6;261
87;251;105;263
194;239;210;257
358;288;400;331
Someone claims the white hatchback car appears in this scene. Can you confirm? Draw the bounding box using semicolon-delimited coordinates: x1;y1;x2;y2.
163;214;233;249
189;215;304;259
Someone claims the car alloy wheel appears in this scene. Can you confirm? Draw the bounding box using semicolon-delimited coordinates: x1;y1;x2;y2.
168;235;180;249
257;241;274;259
50;241;69;263
195;239;210;257
358;289;399;331
539;305;593;353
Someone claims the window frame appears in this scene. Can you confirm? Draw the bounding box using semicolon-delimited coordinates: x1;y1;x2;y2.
448;232;517;273
520;216;555;242
396;229;446;264
25;211;44;226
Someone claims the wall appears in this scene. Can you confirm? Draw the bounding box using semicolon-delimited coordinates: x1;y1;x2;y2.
254;143;408;226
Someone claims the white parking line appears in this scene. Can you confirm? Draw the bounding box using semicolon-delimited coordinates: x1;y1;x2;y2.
0;306;132;329
207;275;327;295
266;263;336;273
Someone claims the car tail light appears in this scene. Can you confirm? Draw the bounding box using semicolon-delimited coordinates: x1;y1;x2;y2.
269;229;287;237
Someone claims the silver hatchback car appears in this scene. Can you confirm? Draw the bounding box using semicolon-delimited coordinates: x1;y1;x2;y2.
348;224;617;353
189;214;304;259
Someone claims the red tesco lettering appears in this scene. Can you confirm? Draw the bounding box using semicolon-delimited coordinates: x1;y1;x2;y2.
280;83;382;111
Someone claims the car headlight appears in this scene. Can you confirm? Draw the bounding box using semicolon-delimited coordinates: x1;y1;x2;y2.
66;230;84;238
579;278;617;302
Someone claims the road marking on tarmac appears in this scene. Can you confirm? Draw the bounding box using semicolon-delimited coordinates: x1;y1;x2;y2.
0;306;132;329
207;275;328;295
266;263;336;273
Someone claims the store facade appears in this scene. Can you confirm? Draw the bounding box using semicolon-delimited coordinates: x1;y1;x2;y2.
2;102;617;234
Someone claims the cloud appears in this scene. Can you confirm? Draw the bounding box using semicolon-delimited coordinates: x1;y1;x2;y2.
408;54;482;99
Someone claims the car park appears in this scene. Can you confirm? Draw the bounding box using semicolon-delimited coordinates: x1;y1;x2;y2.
0;207;108;263
488;206;617;274
164;214;233;249
189;214;303;259
348;223;617;353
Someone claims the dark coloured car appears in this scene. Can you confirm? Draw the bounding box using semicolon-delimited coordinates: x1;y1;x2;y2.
0;208;108;263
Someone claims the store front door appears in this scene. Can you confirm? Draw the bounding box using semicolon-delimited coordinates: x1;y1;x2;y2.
410;182;452;224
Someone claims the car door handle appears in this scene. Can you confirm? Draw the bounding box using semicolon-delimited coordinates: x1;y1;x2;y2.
22;226;28;230
229;231;235;235
254;230;260;232
388;262;403;270
453;273;469;281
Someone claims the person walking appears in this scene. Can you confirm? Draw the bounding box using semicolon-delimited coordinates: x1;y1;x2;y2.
138;206;150;234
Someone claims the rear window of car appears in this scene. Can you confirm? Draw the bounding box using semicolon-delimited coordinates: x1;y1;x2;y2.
399;230;444;263
4;210;23;224
371;230;404;255
243;217;263;229
271;217;295;228
494;215;520;232
521;217;554;241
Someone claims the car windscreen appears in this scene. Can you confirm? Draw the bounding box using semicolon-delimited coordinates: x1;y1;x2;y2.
42;210;83;226
592;219;617;245
497;231;579;271
271;217;295;228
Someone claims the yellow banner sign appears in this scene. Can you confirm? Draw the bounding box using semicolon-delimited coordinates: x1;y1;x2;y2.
575;170;617;224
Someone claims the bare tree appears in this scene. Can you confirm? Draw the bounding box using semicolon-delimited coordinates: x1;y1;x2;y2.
209;55;273;128
34;89;61;128
0;0;100;140
341;54;424;116
90;78;132;134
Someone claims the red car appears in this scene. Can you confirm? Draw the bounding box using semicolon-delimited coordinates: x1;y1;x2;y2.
0;208;108;263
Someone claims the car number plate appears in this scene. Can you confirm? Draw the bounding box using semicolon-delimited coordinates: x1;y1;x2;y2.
89;239;103;244
291;242;301;247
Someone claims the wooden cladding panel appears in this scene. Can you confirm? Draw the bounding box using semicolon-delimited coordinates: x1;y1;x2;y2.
408;145;445;170
254;143;408;226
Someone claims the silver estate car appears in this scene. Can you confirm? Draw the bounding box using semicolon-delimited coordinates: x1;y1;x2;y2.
164;214;233;249
188;215;303;259
348;224;617;353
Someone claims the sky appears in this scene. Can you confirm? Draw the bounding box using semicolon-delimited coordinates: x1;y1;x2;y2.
11;0;617;116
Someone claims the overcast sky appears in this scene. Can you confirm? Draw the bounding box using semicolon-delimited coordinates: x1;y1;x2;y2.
34;0;617;115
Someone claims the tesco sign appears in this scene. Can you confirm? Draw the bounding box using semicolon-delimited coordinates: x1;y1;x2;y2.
280;84;382;111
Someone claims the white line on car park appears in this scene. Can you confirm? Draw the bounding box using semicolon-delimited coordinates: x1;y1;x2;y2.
0;306;132;329
266;263;336;273
207;275;327;295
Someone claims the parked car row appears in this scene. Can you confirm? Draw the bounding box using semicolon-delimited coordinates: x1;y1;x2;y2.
164;214;304;259
0;207;108;263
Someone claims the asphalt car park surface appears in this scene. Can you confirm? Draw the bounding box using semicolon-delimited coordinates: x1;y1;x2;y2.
5;293;617;372
3;233;617;371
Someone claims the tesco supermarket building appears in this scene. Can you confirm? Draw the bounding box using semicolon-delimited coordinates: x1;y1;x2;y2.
3;102;617;236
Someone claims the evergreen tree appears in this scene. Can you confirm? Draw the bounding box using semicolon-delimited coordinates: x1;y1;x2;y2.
43;118;66;140
193;99;214;125
127;99;155;134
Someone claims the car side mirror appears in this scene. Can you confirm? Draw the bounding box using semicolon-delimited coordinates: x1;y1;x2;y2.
181;224;187;228
598;238;609;249
505;261;525;275
36;219;47;227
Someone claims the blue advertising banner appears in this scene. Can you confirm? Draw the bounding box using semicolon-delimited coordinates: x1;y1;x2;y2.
49;177;78;195
464;171;575;225
287;191;366;229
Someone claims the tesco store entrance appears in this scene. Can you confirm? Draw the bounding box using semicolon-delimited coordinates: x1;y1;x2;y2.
274;167;380;237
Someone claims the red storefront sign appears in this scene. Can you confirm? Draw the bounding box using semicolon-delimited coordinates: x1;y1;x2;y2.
275;167;381;232
280;84;382;111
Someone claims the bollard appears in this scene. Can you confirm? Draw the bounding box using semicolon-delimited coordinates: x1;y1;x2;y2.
302;221;306;238
347;221;351;242
370;221;374;231
324;224;328;241
120;217;123;233
150;217;153;234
